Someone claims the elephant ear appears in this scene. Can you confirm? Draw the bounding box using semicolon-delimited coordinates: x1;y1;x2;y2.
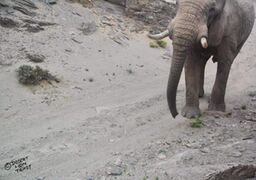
207;0;227;47
208;0;226;25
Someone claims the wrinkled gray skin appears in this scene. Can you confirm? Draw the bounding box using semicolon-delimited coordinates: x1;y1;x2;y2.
159;0;255;118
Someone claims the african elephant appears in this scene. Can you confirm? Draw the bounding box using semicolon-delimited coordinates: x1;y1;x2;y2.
148;0;255;118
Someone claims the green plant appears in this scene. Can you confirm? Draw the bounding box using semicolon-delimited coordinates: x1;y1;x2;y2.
17;65;59;85
157;40;167;48
143;176;148;180
190;116;203;128
149;41;159;48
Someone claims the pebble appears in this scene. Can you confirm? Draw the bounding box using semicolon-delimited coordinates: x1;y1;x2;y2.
36;177;45;180
106;165;123;176
27;54;45;63
109;139;115;143
79;22;97;36
245;115;253;120
214;114;220;119
157;153;167;160
200;147;210;153
230;151;242;157
65;48;72;52
114;157;122;166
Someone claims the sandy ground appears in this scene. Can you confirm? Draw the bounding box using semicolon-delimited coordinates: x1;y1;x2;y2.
0;1;256;180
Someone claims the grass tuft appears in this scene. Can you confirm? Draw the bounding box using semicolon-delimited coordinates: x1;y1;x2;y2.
156;40;167;48
17;65;59;85
190;116;203;128
149;41;159;48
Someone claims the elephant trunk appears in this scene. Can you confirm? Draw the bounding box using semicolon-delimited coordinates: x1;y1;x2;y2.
167;19;199;118
167;46;187;118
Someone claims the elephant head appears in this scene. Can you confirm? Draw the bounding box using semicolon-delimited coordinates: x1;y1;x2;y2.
148;0;226;118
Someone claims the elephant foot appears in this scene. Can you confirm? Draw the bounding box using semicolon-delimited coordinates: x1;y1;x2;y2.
181;106;201;118
208;102;226;112
199;88;204;98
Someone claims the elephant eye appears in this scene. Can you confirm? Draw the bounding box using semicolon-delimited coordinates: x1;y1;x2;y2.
208;7;216;25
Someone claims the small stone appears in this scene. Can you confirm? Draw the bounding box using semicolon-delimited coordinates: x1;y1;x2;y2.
233;106;240;110
69;31;76;35
65;48;72;52
230;151;242;157
245;115;253;120
25;24;44;33
185;143;192;148
200;147;210;153
79;22;97;36
114;157;122;166
158;153;167;160
109;139;115;143
214;114;220;119
36;177;45;180
48;0;57;4
241;105;247;110
106;165;122;176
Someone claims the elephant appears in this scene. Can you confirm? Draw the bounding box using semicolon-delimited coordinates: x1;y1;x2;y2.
148;0;255;118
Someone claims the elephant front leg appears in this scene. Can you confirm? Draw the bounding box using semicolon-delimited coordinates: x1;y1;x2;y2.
182;58;201;118
199;60;207;98
208;61;232;111
209;41;238;111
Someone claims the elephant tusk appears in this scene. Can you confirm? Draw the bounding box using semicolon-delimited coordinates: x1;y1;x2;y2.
200;37;208;49
147;30;170;40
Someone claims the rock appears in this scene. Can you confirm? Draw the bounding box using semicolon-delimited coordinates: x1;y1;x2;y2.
27;54;45;63
229;151;242;158
47;0;58;4
24;24;44;33
0;17;19;28
206;165;256;180
65;48;72;52
69;0;93;7
36;177;46;180
114;157;122;166
200;147;210;153
0;0;37;16
105;0;126;6
79;22;97;36
158;153;167;160
245;115;252;120
109;139;115;143
106;165;123;176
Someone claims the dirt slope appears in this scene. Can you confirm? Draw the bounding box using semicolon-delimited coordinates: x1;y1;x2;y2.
0;1;256;180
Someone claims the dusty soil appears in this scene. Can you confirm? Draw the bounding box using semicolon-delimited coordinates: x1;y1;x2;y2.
0;1;256;180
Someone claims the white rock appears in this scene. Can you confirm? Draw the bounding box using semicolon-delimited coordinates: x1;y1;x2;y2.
158;153;167;160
